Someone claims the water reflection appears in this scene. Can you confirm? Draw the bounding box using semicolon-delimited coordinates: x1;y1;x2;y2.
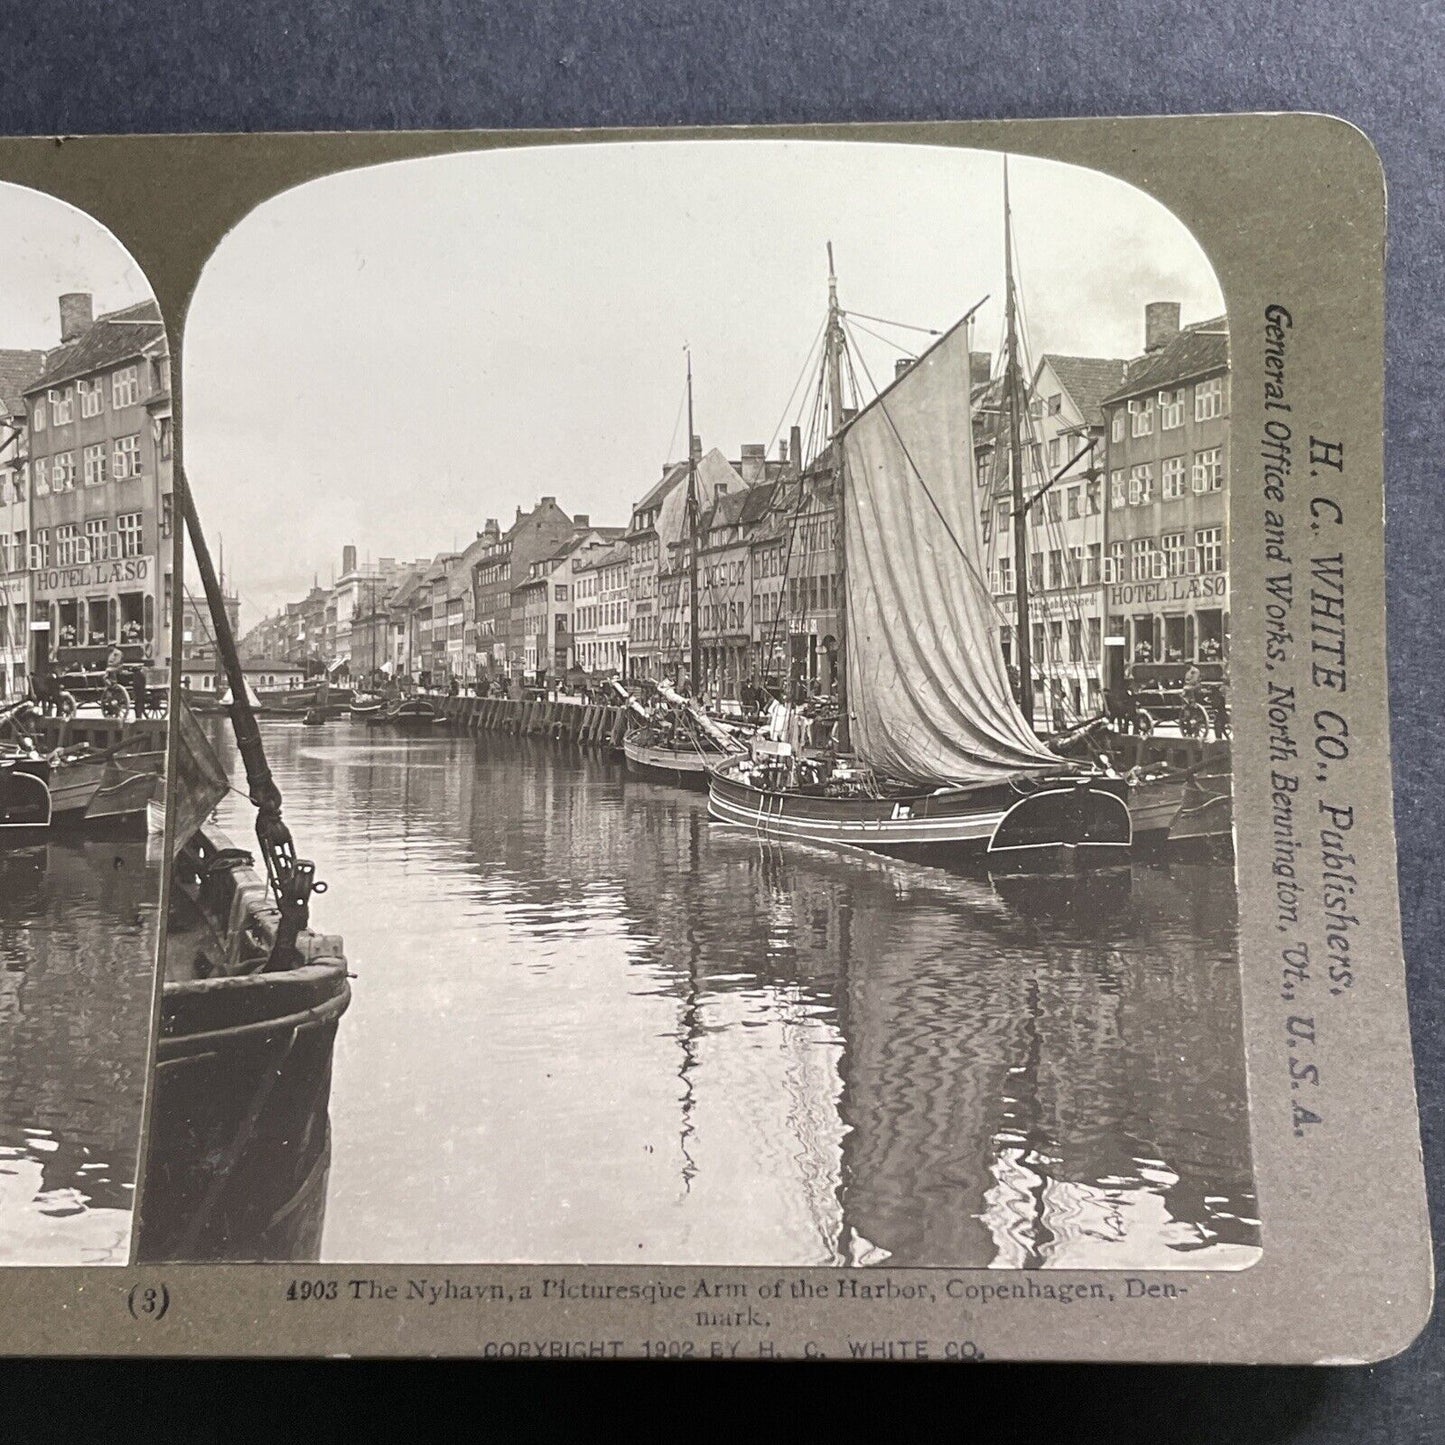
0;841;160;1265
207;721;1259;1268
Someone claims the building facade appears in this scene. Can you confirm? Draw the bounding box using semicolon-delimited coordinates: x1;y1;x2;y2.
0;349;45;696
1099;304;1230;688
23;295;173;685
983;353;1124;728
572;537;630;677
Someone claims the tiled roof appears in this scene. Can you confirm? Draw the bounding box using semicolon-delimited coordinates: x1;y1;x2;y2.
1103;319;1229;405
0;349;45;416
30;300;166;393
1042;355;1129;427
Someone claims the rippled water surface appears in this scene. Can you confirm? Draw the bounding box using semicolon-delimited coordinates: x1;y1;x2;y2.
0;839;160;1265
209;720;1259;1269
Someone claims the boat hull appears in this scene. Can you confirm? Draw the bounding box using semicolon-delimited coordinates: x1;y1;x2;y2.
367;700;444;731
136;825;350;1262
707;760;1131;867
622;736;720;790
0;758;51;841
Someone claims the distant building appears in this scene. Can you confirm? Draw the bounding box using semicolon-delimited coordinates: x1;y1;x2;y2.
571;537;631;677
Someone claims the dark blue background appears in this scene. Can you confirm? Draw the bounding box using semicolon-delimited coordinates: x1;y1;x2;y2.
2;1;1440;1435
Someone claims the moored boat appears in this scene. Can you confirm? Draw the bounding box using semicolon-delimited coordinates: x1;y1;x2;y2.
368;696;444;731
707;231;1128;869
135;821;349;1262
0;752;51;840
348;693;385;719
134;465;351;1262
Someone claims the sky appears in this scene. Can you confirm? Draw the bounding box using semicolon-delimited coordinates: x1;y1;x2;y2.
179;141;1225;629
0;182;154;348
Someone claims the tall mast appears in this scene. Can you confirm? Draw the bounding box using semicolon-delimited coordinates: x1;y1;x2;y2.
825;242;850;750
686;349;701;696
1004;159;1035;729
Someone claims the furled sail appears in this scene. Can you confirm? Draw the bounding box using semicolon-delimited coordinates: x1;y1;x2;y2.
841;314;1060;784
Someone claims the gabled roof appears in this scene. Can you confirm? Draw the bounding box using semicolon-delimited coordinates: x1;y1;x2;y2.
1040;355;1129;427
30;300;166;393
0;350;45;416
1103;318;1229;406
632;460;689;518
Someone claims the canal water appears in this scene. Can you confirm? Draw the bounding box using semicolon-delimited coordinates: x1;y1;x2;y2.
0;839;160;1265
208;720;1260;1271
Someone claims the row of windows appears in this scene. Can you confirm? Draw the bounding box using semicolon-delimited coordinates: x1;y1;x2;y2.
32;368;142;431
1111;376;1226;441
24;437;145;495
1001;617;1103;667
1109;449;1224;507
1107;527;1224;580
999;543;1105;594
576;600;628;632
3;513;147;570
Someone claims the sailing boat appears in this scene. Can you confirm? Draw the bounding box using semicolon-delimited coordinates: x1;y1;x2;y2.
707;228;1130;868
622;352;748;788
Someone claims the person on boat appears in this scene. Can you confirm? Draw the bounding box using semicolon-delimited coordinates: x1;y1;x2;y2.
131;664;148;719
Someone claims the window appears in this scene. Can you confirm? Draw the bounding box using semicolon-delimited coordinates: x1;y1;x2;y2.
554;584;567;602
997;556;1013;594
1192;447;1224;493
1087;542;1102;584
1162;531;1187;576
118;511;143;557
1047;393;1062;416
1195;526;1223;574
1110;410;1125;443
1047;438;1061;468
1131;538;1153;581
79;378;104;417
55;523;79;565
1066;485;1081;520
1048;549;1063;589
114;434;142;479
1107;541;1125;583
30;529;48;569
112;366;139;408
32;458;48;495
84;518;112;561
1128;463;1153;506
1086;479;1102;515
1160;388;1185;429
83;443;108;487
1088;617;1101;660
1069;545;1085;585
1048;620;1063;662
1195;376;1224;421
1110;470;1126;509
1028;552;1043;589
1068;618;1083;663
1129;396;1154;437
48;388;73;425
1046;490;1061;523
1162;456;1187;500
52;452;75;490
32;398;46;432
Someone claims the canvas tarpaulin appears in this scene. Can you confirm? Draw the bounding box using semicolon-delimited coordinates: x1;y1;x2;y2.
841;315;1060;785
171;697;230;858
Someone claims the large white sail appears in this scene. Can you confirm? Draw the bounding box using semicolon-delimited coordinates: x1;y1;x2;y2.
841;315;1060;784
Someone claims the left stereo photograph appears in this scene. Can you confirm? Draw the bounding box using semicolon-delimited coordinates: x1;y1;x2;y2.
0;182;172;1265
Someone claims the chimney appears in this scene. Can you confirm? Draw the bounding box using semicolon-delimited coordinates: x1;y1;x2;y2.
894;358;915;381
969;351;992;388
59;293;94;343
740;442;766;484
342;544;357;575
516;505;523;522
789;425;803;472
690;434;702;461
1144;302;1181;353
573;513;589;529
778;437;789;464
